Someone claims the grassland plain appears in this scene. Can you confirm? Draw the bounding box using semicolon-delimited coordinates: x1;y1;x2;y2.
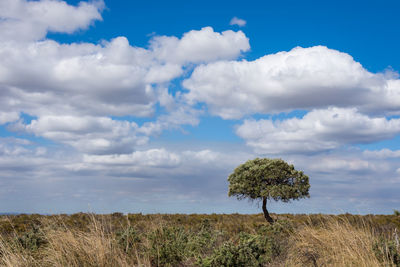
0;213;399;266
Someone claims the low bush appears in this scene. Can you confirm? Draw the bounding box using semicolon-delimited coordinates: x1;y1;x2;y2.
17;224;46;251
147;226;189;266
374;237;400;266
200;222;288;267
116;225;141;253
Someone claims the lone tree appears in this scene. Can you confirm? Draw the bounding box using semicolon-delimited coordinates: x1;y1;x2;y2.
228;158;310;224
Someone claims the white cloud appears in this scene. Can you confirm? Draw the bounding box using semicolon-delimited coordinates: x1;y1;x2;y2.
66;147;250;181
0;137;32;156
0;23;249;154
19;115;148;154
0;111;19;124
182;150;220;163
183;46;399;119
230;17;246;27
138;105;201;136
307;157;375;173
150;27;250;64
0;27;249;120
83;149;181;167
0;38;157;117
0;0;104;42
287;150;395;182
236;107;400;154
363;149;400;159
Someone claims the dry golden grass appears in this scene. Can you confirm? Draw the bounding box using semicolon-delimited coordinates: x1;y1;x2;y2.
285;216;396;267
42;215;149;267
0;236;37;267
0;215;151;267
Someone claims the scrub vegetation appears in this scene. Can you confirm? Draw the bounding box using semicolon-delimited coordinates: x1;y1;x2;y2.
0;212;399;266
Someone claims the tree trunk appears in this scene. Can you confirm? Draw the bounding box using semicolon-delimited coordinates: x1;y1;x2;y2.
262;197;274;224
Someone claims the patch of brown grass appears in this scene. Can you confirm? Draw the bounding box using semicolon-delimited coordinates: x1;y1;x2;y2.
42;215;148;267
0;236;38;267
285;216;395;267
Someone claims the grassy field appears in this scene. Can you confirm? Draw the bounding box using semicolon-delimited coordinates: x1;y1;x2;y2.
0;212;399;266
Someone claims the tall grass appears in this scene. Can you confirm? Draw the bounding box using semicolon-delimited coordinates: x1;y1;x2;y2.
286;216;398;266
0;235;37;267
42;215;139;266
0;214;145;267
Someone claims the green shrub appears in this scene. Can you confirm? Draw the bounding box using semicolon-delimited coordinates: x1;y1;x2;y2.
200;233;266;267
188;219;221;262
373;237;400;266
116;225;141;253
17;224;46;251
148;226;189;266
200;221;289;267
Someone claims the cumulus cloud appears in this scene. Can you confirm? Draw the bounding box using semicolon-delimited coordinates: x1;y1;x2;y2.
0;111;19;124
149;27;250;64
230;17;246;27
0;28;249;118
0;38;171;118
183;46;399;119
15;115;148;154
138;105;201;136
236;107;400;154
0;22;249;155
0;1;249;159
8;102;200;155
0;0;104;42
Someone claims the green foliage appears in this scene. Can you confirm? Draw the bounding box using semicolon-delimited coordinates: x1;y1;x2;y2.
147;226;189;266
201;233;274;267
228;158;310;202
373;237;400;266
200;221;289;267
116;225;141;253
17;224;46;251
395;210;400;216
256;220;292;256
187;219;220;258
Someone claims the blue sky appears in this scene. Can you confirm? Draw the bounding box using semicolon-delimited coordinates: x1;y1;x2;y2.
0;0;400;214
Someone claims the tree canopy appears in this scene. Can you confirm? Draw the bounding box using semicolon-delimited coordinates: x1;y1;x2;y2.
228;158;310;223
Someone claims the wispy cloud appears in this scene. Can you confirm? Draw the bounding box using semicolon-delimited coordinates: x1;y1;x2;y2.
230;17;246;27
